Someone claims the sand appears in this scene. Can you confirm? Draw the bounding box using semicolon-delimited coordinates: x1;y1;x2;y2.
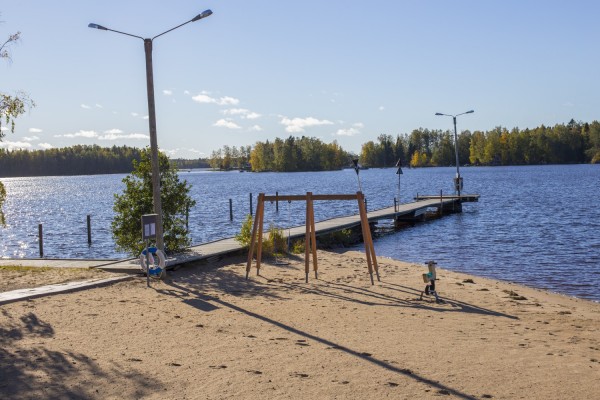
1;250;599;400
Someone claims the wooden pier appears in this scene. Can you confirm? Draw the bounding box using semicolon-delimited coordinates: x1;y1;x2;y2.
0;193;479;274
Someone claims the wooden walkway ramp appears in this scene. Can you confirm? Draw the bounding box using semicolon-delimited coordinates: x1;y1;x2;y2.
1;195;478;274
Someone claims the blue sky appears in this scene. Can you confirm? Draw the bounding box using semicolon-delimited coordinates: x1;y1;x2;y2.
2;1;599;158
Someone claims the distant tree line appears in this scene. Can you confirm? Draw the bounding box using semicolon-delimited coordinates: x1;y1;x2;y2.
0;145;144;177
360;119;600;168
1;120;598;178
208;145;252;170
171;158;210;170
209;136;352;172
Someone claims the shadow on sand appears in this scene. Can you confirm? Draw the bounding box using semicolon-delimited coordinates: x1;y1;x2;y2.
0;308;160;400
157;263;503;400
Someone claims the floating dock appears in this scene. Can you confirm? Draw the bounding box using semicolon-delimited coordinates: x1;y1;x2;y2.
0;194;479;273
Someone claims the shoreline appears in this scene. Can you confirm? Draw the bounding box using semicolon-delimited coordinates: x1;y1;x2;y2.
375;253;600;305
1;249;599;399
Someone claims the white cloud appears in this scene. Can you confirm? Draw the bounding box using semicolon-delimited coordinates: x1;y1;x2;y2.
104;128;123;135
183;90;190;95
38;143;53;149
280;116;334;133
22;136;40;142
99;133;149;140
222;108;249;116
96;104;103;108
379;106;385;111
213;119;241;129
192;94;215;104
81;104;91;109
131;112;139;117
165;148;206;158
163;90;173;96
249;125;263;132
0;126;8;132
245;112;261;120
334;127;361;137
28;128;43;133
192;93;240;106
142;115;149;120
55;130;98;138
0;140;32;150
218;96;240;106
222;108;261;120
334;122;364;137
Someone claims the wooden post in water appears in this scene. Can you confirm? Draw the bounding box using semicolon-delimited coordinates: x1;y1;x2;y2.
439;189;443;216
394;197;397;213
229;199;233;221
276;191;279;213
38;223;43;258
87;215;92;245
185;202;190;232
249;193;253;216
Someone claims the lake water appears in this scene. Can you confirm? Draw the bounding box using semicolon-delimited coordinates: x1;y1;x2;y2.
1;165;599;301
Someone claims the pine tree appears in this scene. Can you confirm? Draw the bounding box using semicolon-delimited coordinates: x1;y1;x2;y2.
111;148;196;256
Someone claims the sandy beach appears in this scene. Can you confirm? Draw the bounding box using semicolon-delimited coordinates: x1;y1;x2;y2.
1;250;599;399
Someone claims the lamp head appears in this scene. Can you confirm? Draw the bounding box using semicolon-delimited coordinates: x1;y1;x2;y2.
192;9;213;22
466;110;474;114
435;112;444;116
88;23;108;30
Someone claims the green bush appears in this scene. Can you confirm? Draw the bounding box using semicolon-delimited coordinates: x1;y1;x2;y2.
235;214;254;248
267;224;287;257
235;217;288;257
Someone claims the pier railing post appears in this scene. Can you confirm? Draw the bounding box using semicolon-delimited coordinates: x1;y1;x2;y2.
186;202;190;232
38;223;44;258
87;215;92;245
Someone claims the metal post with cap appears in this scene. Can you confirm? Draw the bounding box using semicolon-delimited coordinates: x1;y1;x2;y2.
395;158;403;206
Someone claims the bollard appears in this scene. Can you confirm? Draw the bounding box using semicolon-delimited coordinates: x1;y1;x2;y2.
186;202;190;231
38;223;44;258
276;191;279;213
250;193;253;216
229;199;233;221
87;215;92;245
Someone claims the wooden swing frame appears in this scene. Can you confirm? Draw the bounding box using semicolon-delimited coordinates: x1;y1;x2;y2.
245;191;380;284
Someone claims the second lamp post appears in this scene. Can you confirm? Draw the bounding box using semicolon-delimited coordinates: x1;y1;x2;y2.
435;110;474;197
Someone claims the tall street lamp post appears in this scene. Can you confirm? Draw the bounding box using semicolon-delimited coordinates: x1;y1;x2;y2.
435;110;474;197
89;10;213;252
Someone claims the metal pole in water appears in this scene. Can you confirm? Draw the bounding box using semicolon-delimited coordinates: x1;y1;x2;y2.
38;223;43;258
87;215;92;245
276;191;279;213
229;199;233;221
250;193;253;216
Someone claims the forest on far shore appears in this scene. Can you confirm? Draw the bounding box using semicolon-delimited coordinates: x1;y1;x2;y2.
0;119;599;177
